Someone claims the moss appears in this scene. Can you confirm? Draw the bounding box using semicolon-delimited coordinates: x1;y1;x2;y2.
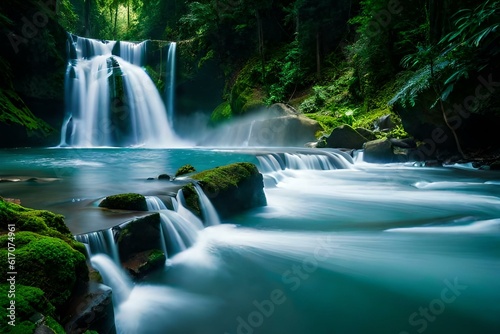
229;59;265;115
210;101;233;125
181;162;262;217
0;284;56;333
99;193;148;211
139;249;166;274
175;164;196;177
0;198;85;256
0;232;88;309
45;316;65;334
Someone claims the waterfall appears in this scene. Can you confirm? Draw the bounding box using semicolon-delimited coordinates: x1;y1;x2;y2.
192;183;221;226
75;228;120;264
118;40;147;66
165;42;177;126
256;151;353;172
60;35;179;148
243;120;256;147
146;196;167;211
90;254;132;305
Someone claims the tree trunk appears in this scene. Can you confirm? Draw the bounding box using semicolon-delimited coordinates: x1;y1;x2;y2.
256;11;265;83
127;0;130;28
114;3;119;37
84;0;91;37
316;30;321;78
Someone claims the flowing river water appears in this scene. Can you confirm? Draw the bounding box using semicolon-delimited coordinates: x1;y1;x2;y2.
1;148;499;334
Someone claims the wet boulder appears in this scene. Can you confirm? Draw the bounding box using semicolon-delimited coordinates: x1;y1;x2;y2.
183;162;267;218
326;125;368;149
363;139;396;163
99;193;148;211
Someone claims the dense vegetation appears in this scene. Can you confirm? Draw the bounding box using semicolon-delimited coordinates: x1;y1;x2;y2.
1;0;499;159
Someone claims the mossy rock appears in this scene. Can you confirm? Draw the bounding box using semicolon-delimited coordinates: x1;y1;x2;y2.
0;232;88;309
182;162;266;219
326;124;368;149
0;284;60;334
99;193;148;211
210;101;233;125
175;164;196;177
115;213;162;262
122;249;166;278
0;198;86;255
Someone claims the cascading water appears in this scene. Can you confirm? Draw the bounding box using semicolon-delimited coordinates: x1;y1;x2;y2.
91;254;133;305
60;35;180;147
75;228;120;264
192;182;221;226
165;42;176;126
145;195;167;211
256;150;353;173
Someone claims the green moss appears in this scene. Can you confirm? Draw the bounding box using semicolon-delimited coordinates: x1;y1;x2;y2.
0;232;88;309
210;101;233;124
99;193;148;211
140;249;166;273
181;162;260;216
175;164;196;177
0;198;85;255
45;316;65;334
0;284;56;333
229;59;265;115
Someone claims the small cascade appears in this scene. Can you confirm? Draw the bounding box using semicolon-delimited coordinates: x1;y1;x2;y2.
90;254;132;305
243;120;256;147
118;40;147;66
165;42;177;126
175;189;206;229
146;196;167;211
75;228;120;264
159;212;199;255
60;35;180;147
256;151;353;172
192;183;221;226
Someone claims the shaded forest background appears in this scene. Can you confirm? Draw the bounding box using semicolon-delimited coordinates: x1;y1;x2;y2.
0;0;499;160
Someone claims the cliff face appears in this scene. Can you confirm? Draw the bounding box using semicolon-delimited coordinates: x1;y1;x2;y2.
0;0;67;147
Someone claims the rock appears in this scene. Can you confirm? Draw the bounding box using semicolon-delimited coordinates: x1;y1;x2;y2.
267;103;299;116
248;115;322;147
175;164;196;177
158;174;171;180
0;232;88;309
389;138;417;148
183;162;267;218
326;125;368;149
490;160;500;170
115;213;162;262
122;249;166;278
62;283;115;334
363;139;396;163
374;114;396;131
355;127;377;140
99;193;148;211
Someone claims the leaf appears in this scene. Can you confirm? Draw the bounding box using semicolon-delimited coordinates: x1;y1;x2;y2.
441;84;454;101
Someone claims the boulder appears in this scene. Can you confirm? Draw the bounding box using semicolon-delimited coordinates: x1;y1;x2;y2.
158;174;171;180
248;115;322;147
175;164;196;177
326;125;368;149
363;139;396;163
99;193;148;211
183;162;267;218
374;114;396;131
114;213;162;263
122;249;166;278
62;283;115;334
267;103;299;116
389;138;417;149
355;127;377;140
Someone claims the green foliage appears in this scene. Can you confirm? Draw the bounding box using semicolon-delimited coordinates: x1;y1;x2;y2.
99;193;148;211
175;164;196;177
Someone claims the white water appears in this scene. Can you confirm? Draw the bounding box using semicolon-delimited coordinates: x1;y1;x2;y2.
145;196;167;211
91;254;133;305
60;36;182;148
165;42;176;126
192;182;221;226
75;228;120;264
